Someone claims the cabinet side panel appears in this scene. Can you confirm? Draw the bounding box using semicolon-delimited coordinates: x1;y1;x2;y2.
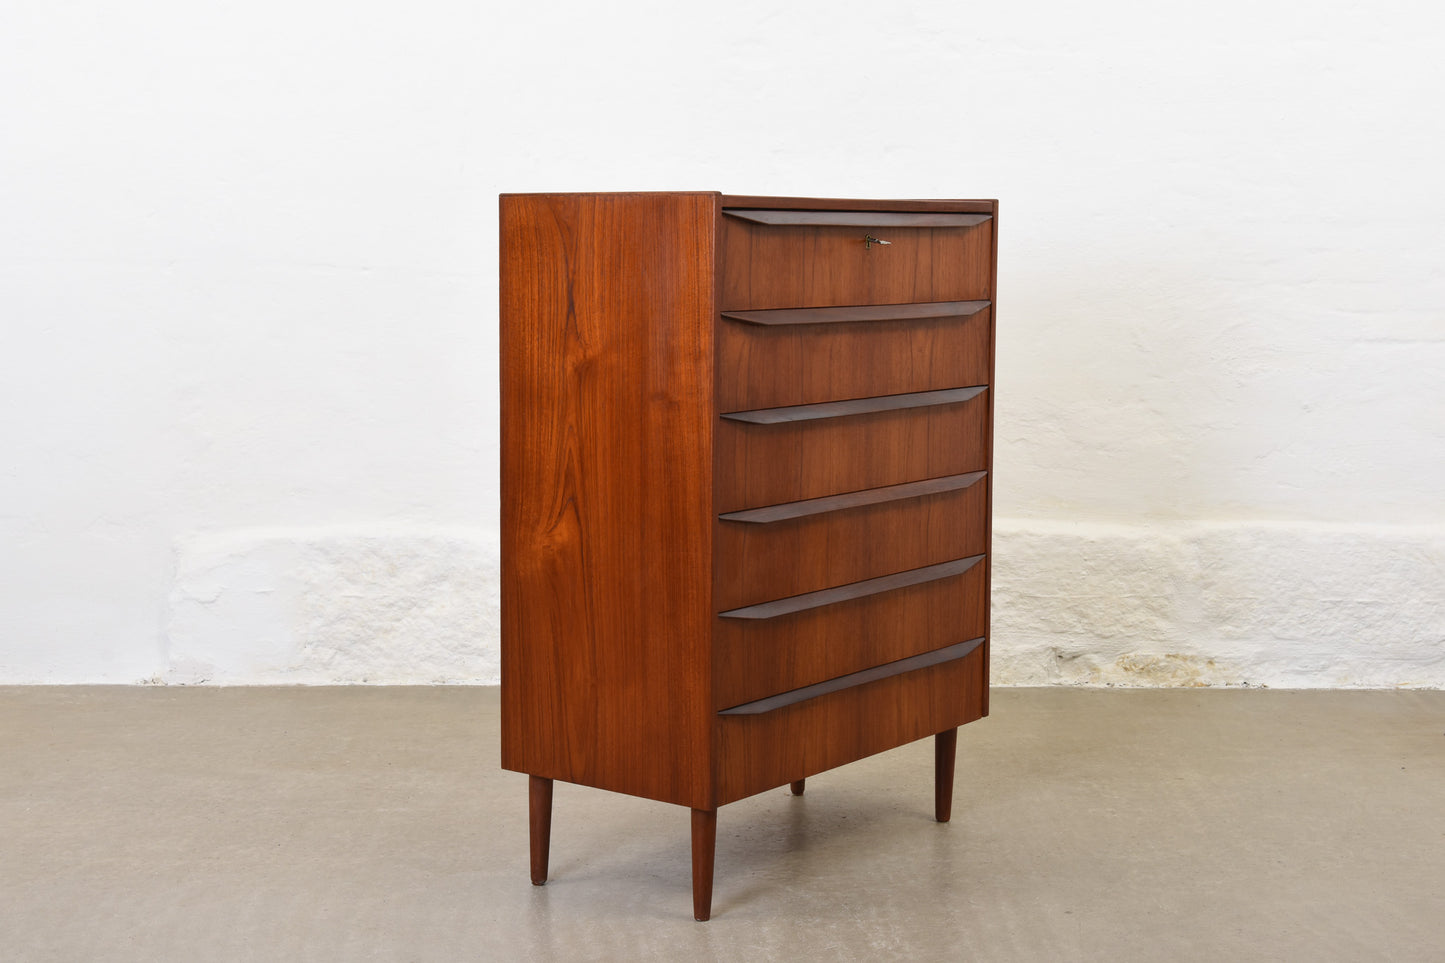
500;193;715;809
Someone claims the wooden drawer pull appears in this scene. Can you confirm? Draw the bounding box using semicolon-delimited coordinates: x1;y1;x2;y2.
719;637;985;716
721;300;990;327
722;386;985;425
719;555;983;621
719;471;986;525
723;209;992;229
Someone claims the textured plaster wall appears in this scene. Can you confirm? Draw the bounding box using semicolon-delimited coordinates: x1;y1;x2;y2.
994;522;1445;687
2;1;1442;685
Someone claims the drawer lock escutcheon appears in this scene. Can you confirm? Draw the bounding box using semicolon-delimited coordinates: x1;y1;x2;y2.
863;234;891;250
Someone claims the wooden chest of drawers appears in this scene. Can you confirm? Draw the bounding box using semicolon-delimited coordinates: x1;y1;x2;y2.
500;192;997;920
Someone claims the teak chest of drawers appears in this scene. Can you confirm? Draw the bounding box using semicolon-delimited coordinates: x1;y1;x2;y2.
500;192;997;920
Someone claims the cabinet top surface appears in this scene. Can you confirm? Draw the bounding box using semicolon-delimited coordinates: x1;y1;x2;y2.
499;192;995;213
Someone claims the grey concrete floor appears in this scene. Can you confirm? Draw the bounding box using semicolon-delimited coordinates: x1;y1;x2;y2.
1;687;1442;961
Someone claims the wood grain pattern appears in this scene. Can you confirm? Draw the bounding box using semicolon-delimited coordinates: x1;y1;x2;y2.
715;390;990;513
502;192;997;918
718;307;991;410
714;473;988;610
715;641;987;805
713;560;989;709
724;210;992;228
500;192;716;809
720;638;984;715
721;300;989;326
720;216;993;310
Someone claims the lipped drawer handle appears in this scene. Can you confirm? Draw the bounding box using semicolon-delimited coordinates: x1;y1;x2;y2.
863;234;891;250
719;555;984;621
718;637;986;716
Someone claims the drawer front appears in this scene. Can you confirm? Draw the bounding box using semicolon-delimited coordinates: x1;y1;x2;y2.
714;638;988;805
714;556;988;709
720;211;993;311
714;388;989;513
714;471;988;611
718;302;991;411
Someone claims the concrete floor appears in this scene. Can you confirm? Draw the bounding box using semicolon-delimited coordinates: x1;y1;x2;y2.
1;687;1442;961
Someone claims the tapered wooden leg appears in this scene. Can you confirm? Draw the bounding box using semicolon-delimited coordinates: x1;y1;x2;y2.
790;779;806;796
691;808;717;921
934;728;958;822
529;775;553;885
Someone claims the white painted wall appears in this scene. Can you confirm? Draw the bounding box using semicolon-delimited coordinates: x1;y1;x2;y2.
2;0;1441;685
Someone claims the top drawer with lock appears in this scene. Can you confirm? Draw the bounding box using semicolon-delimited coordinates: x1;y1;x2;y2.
719;207;994;311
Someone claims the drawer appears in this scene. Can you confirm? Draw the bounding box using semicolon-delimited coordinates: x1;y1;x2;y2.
718;302;992;411
714;636;988;805
714;471;988;611
713;554;989;709
720;209;993;311
714;387;990;513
